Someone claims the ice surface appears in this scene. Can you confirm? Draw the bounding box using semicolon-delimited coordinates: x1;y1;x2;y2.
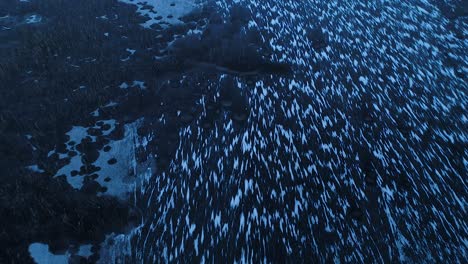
77;244;93;258
97;233;134;264
25;14;42;24
118;0;198;28
26;164;45;173
53;122;113;189
28;243;68;264
52;120;143;199
28;243;93;264
93;122;140;198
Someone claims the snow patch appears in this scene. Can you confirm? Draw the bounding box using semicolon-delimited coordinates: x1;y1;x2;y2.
118;0;198;28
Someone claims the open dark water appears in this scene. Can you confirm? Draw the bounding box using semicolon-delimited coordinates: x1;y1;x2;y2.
0;0;466;263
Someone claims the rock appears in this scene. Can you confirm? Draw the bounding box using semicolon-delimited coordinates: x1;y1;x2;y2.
209;12;223;24
220;99;233;108
307;28;328;50
365;172;377;186
232;111;249;122
202;121;212;129
349;206;363;220
108;124;125;140
56;143;68;154
0;134;33;162
88;127;102;137
230;4;251;25
180;112;194;124
81;180;101;195
81;148;100;164
101;123;111;131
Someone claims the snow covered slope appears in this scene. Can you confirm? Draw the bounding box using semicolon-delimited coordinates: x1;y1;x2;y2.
104;0;467;262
